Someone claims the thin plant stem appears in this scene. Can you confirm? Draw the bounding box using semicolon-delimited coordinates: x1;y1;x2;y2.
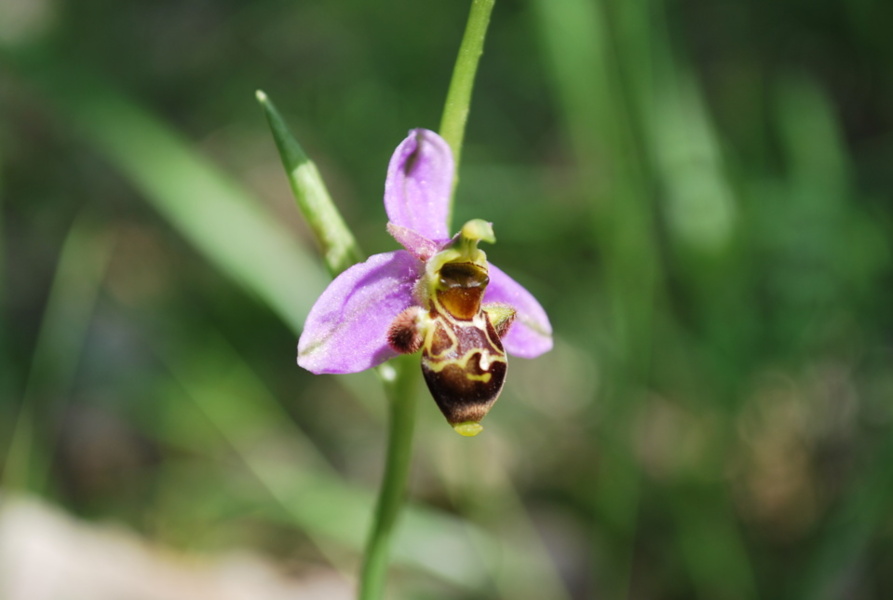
439;0;496;226
256;88;417;598
258;4;495;595
358;355;419;600
356;3;496;596
354;4;498;597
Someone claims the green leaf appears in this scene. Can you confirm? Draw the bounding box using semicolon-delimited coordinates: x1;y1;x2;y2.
7;60;327;335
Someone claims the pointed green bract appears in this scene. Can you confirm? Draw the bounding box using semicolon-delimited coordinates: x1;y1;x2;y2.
256;90;363;277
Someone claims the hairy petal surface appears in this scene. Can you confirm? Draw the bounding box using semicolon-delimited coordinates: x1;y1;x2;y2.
384;129;453;242
484;264;553;358
298;250;423;374
386;222;444;261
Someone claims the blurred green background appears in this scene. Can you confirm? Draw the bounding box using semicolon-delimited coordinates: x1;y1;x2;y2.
1;0;892;598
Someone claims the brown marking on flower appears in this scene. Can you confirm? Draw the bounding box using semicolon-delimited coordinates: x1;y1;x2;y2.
436;262;488;320
387;307;424;354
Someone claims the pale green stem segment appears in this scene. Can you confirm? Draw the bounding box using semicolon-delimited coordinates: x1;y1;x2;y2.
359;355;418;600
438;0;496;227
256;91;363;277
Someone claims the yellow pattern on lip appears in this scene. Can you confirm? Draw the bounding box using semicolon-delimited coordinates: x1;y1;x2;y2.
464;372;492;383
385;218;516;434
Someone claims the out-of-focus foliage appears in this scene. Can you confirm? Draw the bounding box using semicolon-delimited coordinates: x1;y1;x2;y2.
1;0;892;598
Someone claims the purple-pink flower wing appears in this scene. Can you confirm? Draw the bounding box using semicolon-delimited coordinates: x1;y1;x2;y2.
386;223;442;261
298;251;423;374
384;129;453;243
484;264;553;359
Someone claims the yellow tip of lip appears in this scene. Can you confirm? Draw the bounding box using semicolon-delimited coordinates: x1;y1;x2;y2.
453;422;484;437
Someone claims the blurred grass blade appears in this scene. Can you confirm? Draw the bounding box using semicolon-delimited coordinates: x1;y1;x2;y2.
438;440;573;600
794;434;893;600
154;333;522;592
531;0;658;369
74;82;327;334
531;0;616;164
647;63;736;253
3;214;113;493
8;60;327;335
256;91;363;276
156;332;357;575
0;141;9;420
777;75;848;191
671;490;758;600
531;0;653;595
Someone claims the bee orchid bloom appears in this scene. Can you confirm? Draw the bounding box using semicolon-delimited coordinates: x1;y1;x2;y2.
298;129;552;435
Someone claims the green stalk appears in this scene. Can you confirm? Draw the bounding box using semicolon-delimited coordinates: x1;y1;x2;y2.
359;355;418;600
357;3;496;595
257;90;418;600
258;3;495;595
439;0;496;226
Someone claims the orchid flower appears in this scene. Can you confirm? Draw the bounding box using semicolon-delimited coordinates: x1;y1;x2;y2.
298;129;552;435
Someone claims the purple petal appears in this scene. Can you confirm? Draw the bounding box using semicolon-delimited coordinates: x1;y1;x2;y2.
298;251;423;374
484;264;553;358
384;129;453;242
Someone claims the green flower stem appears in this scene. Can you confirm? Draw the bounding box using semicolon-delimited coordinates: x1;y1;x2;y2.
259;3;495;592
357;0;496;582
257;92;421;599
360;355;419;600
256;91;363;277
439;0;496;226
